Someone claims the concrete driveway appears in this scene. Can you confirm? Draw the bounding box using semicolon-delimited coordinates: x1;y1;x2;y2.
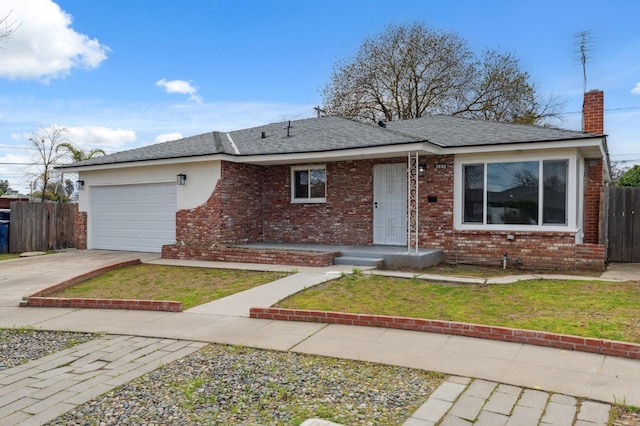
0;250;160;307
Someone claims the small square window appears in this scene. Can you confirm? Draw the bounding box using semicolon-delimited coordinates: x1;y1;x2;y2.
291;166;326;203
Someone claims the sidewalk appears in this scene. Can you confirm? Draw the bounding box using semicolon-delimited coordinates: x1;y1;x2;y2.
0;251;638;425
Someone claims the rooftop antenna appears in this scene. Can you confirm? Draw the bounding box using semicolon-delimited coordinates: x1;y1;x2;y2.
574;30;594;130
574;30;594;94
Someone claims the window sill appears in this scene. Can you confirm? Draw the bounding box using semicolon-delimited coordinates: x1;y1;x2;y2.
455;224;576;233
291;198;326;204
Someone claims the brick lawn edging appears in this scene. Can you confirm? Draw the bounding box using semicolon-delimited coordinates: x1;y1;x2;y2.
23;297;182;312
20;258;183;312
250;308;640;360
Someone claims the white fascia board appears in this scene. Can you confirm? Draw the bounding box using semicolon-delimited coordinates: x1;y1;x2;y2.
443;137;605;157
233;142;439;165
56;154;231;172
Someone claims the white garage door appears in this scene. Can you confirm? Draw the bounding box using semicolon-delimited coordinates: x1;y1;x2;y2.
91;183;176;252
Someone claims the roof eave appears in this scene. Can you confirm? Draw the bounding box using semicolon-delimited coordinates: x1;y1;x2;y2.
442;136;607;157
55;153;232;172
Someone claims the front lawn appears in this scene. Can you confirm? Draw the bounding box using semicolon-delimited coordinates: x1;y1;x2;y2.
276;274;640;343
47;264;290;309
0;253;20;261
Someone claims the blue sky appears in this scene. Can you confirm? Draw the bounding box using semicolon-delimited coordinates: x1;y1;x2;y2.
1;0;639;193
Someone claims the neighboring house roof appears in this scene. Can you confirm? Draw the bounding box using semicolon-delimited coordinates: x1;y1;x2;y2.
57;114;604;170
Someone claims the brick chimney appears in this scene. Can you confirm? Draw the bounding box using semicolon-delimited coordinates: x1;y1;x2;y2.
583;90;604;134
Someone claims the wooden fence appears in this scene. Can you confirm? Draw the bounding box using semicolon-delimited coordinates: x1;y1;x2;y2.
607;187;640;263
9;202;76;253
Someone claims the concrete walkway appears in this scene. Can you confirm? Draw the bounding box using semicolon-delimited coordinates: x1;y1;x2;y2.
0;251;638;425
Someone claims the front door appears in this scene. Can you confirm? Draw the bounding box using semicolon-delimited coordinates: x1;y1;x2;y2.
373;164;407;245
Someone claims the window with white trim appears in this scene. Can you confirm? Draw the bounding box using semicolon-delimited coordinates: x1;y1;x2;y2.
462;160;568;226
291;165;326;203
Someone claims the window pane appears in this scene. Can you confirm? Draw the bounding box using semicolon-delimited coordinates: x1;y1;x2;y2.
309;169;326;198
487;161;539;224
294;170;308;198
463;164;484;223
543;160;567;224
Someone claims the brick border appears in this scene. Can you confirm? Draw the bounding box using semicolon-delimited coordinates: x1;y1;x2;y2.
23;297;181;312
20;259;183;312
250;308;640;360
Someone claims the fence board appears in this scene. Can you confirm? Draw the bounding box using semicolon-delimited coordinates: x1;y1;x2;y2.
9;202;76;253
607;187;640;263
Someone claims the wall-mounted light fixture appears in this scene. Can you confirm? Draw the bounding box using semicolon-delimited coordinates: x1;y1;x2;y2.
76;180;85;190
176;174;187;185
418;163;427;177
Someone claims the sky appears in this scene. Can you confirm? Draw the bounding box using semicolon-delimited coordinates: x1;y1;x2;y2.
0;0;639;194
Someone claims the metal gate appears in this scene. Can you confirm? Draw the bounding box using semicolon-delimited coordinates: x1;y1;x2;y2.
607;187;640;262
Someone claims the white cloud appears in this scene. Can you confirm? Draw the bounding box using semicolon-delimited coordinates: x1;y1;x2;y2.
155;133;183;143
631;83;640;95
65;126;136;149
0;0;110;81
156;79;202;103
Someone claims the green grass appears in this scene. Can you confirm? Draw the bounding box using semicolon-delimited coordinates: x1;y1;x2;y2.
276;274;640;343
47;264;290;309
0;253;20;261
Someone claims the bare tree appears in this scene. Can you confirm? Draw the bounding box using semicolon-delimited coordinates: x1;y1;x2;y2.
29;126;69;202
0;10;20;42
322;22;561;125
609;161;629;186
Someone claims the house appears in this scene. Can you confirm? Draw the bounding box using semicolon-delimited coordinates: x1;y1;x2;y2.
58;90;609;270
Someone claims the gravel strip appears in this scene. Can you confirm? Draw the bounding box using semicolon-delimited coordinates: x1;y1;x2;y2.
49;344;445;425
0;328;95;370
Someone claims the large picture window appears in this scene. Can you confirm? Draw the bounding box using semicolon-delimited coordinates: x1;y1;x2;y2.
462;160;567;226
291;166;326;203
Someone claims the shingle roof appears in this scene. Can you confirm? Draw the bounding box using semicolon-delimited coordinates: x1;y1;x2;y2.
384;115;600;147
58;115;600;169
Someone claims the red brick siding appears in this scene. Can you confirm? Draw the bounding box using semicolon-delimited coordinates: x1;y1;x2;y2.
250;308;640;360
74;210;87;249
443;231;578;269
176;162;264;246
162;245;338;267
575;243;606;270
583;159;604;244
166;156;605;269
263;159;406;245
418;155;455;250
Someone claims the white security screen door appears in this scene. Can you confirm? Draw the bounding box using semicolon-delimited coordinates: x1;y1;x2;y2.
373;164;407;245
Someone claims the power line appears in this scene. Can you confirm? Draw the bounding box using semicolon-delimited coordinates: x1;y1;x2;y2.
558;106;640;116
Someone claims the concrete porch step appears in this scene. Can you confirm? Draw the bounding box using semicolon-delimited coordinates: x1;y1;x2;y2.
333;256;384;268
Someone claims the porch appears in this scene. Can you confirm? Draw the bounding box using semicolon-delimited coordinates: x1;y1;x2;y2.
234;242;443;270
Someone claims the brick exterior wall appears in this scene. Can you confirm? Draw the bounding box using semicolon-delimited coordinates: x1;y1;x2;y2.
162;245;339;267
176;162;265;246
250;308;640;360
74;210;87;249
263;160;381;244
164;155;605;270
583;159;604;244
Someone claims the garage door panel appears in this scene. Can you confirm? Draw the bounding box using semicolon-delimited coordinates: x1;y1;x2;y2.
91;183;176;252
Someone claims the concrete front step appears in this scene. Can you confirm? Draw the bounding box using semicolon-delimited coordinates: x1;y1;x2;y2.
333;256;384;268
